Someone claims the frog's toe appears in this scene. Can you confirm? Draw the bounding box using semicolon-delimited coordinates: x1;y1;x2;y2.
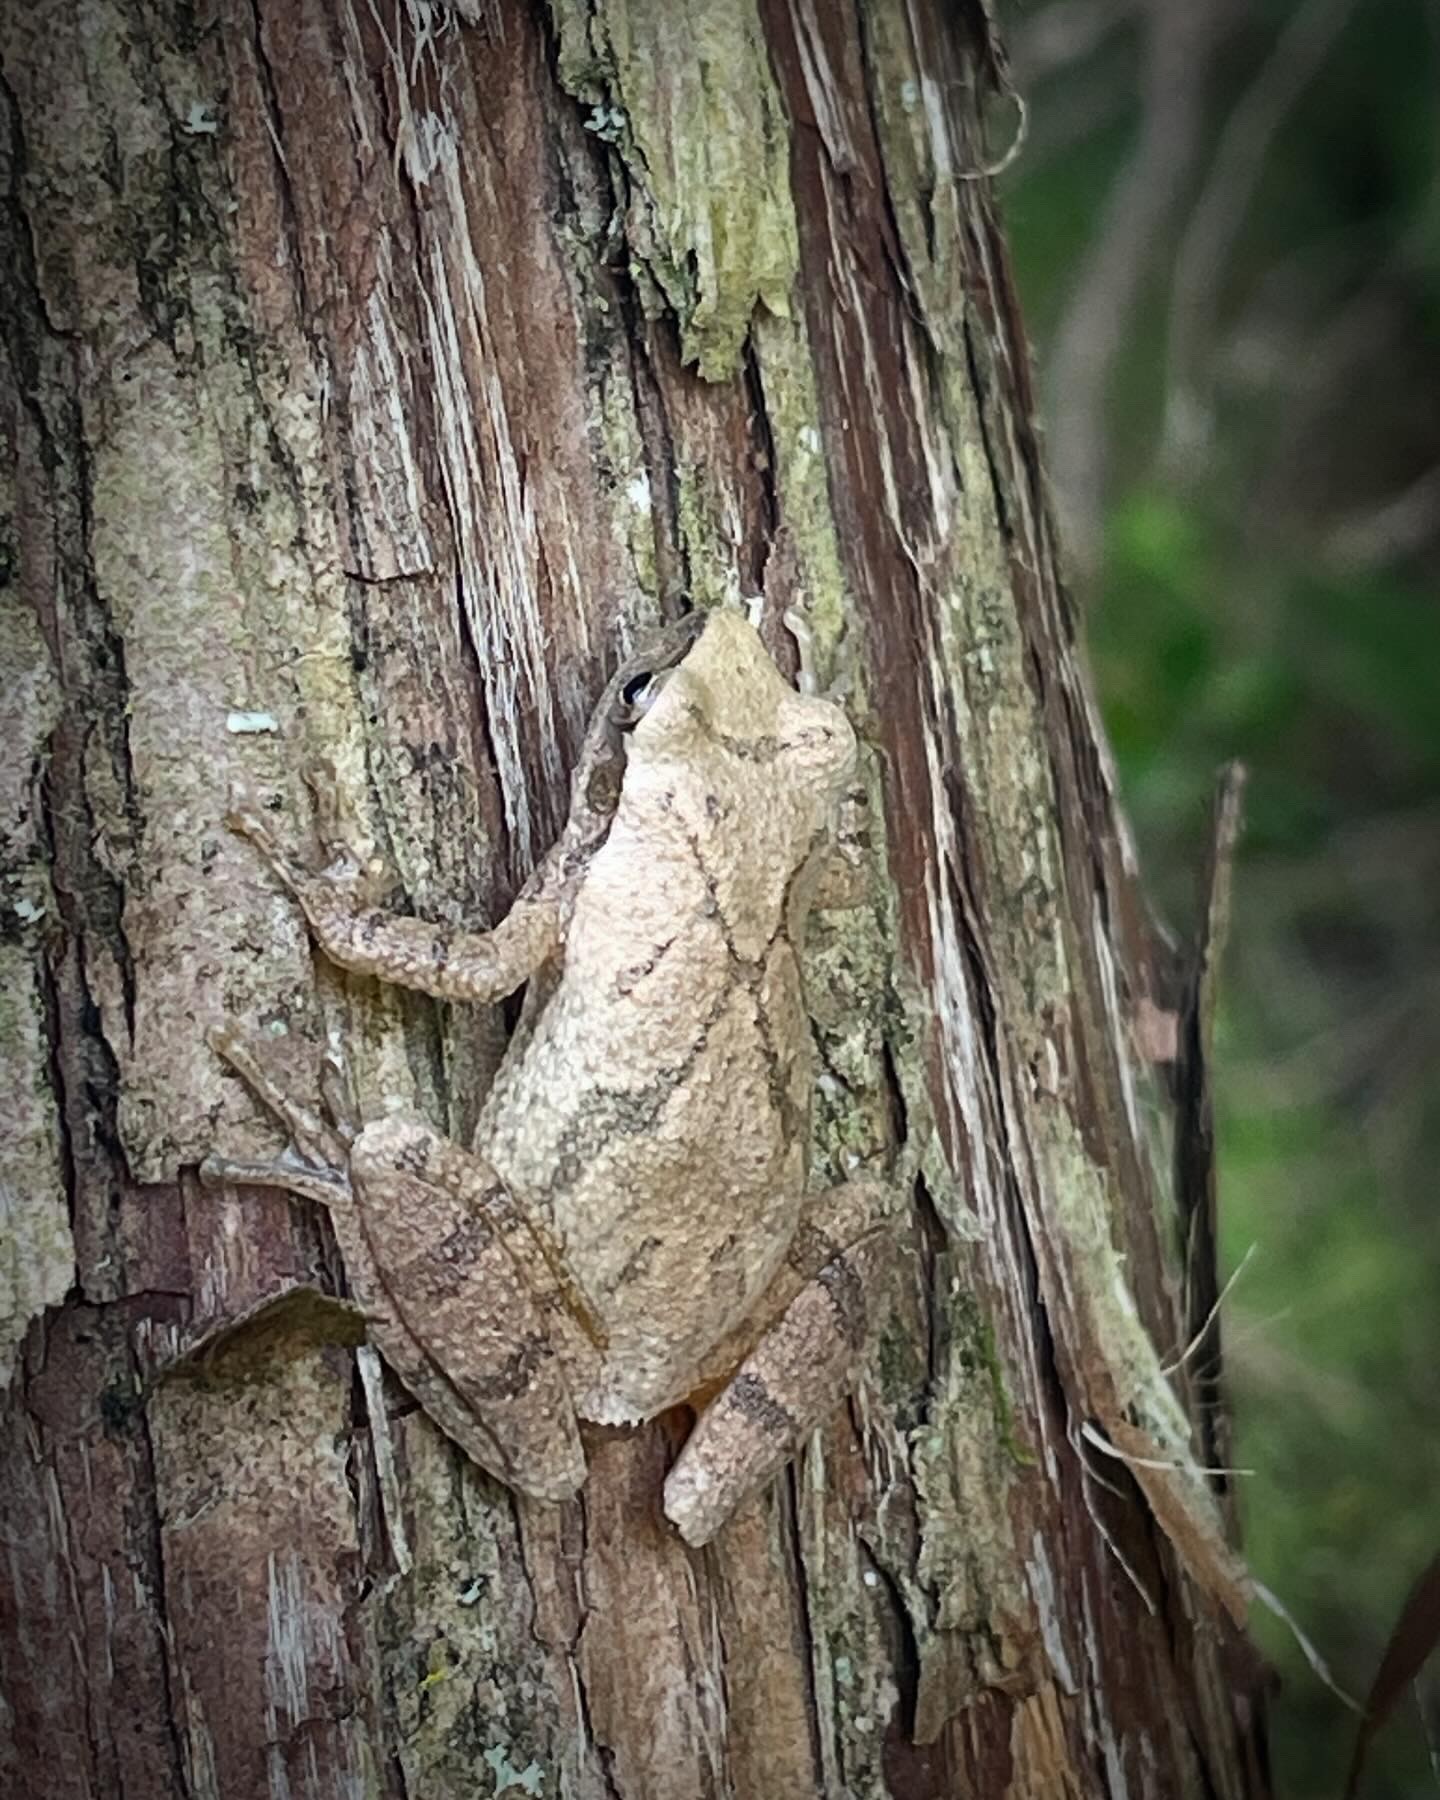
301;761;377;874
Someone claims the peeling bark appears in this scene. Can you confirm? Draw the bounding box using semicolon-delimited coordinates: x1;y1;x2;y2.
0;4;1267;1797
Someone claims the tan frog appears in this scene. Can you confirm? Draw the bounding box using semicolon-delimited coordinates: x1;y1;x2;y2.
202;608;897;1545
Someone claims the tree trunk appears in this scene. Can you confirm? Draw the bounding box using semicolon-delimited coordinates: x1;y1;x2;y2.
0;4;1267;1797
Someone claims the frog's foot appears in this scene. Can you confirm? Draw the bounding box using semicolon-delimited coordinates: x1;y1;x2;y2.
200;1022;354;1204
299;759;375;873
183;1030;367;1379
782;602;856;711
664;1183;901;1547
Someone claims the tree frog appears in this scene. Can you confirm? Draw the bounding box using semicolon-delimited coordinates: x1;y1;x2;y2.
202;608;897;1545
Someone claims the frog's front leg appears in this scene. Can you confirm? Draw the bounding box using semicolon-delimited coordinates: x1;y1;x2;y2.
227;616;705;1004
663;1180;902;1547
225;768;564;1004
200;1029;592;1501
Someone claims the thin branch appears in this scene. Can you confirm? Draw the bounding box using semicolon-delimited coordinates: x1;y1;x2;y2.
1162;0;1361;468
1047;0;1218;577
1163;1242;1257;1376
1009;0;1135;85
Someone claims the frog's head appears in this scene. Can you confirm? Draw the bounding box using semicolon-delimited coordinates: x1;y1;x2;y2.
627;608;855;793
605;610;857;949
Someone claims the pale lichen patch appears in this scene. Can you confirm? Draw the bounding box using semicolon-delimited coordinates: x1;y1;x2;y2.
751;312;849;647
0;588;71;1385
87;339;348;1180
482;1743;545;1795
589;338;663;612
548;0;799;380
910;1287;1034;1719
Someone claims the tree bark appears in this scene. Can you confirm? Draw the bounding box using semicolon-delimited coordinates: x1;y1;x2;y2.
0;4;1267;1797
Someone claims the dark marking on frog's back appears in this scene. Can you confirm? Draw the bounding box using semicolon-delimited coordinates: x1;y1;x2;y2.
615;1234;662;1288
615;934;679;995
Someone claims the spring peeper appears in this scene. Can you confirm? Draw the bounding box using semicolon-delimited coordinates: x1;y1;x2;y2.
203;608;897;1544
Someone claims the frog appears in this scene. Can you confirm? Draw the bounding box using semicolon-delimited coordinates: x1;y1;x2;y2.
200;606;899;1546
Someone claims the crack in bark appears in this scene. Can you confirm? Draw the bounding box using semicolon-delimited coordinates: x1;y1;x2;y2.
131;1377;197;1799
779;1467;829;1794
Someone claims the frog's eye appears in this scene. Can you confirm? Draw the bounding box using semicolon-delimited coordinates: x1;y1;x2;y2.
620;667;668;723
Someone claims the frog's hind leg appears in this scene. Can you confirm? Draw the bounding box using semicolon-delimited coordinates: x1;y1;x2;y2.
346;1118;595;1503
664;1180;901;1548
198;1028;525;1490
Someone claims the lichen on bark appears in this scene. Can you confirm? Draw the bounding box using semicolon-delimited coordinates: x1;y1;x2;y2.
548;0;799;381
0;588;70;1386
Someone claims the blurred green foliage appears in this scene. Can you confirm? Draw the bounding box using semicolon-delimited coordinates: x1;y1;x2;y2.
1001;2;1440;1793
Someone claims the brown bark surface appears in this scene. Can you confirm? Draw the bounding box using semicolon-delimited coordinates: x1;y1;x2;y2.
1;4;1267;1797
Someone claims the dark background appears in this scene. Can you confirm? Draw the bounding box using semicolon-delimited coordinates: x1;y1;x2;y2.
999;2;1440;1792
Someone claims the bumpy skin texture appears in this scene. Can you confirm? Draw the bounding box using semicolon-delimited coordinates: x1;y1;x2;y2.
202;610;897;1544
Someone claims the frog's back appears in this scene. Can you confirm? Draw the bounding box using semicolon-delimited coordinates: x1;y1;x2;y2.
481;825;812;1417
479;607;856;1418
